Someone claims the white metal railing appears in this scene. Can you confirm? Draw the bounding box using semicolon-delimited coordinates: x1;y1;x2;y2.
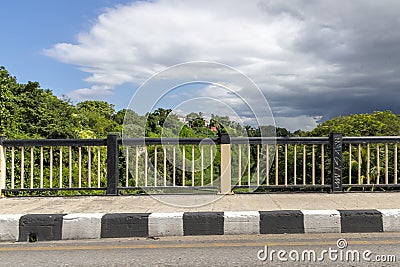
0;134;399;195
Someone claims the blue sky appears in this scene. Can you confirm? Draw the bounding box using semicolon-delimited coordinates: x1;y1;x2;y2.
0;0;132;103
1;0;400;131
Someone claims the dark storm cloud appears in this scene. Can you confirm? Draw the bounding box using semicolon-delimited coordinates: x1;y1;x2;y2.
267;0;400;121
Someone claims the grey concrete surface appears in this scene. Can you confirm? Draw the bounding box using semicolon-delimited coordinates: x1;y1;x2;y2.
0;192;400;214
0;233;399;266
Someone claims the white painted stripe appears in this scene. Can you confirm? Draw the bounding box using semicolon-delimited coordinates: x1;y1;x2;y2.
224;211;260;235
378;209;400;232
0;214;23;241
62;213;104;240
302;210;341;233
148;212;184;237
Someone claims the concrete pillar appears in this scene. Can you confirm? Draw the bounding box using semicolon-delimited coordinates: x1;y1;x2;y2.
219;134;232;194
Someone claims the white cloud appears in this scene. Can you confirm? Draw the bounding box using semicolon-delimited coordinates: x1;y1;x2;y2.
45;0;400;130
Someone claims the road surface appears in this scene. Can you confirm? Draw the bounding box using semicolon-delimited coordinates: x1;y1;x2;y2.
0;233;399;266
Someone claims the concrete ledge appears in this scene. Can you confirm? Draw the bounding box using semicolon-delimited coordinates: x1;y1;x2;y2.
224;211;259;235
0;209;399;242
62;213;104;240
0;214;23;242
148;212;183;237
302;210;341;233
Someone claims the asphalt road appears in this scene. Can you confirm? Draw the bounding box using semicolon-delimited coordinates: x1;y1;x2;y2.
0;233;399;266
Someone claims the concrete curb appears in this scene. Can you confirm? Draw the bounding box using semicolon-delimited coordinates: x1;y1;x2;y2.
0;209;399;242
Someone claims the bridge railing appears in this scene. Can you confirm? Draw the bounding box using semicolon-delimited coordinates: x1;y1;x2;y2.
0;133;399;196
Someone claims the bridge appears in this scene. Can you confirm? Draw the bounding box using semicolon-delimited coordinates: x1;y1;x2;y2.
1;133;400;243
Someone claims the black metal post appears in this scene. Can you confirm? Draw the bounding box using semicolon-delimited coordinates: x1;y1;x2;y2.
106;134;119;195
330;132;343;192
0;136;5;145
219;133;231;145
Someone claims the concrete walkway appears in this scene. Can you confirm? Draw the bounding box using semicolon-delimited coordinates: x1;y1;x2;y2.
1;192;400;214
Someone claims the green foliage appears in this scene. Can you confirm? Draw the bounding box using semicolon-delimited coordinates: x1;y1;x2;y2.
77;100;119;138
309;111;400;136
0;67;81;138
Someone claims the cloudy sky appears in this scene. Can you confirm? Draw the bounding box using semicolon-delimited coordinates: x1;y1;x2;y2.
2;0;400;131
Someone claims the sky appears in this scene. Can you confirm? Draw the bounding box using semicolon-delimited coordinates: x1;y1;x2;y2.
1;0;400;132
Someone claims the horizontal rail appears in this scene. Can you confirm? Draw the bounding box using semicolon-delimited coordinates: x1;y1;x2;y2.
233;185;331;189
121;138;220;146
4;136;400;148
231;137;330;145
120;186;219;190
3;139;107;147
2;187;106;193
343;136;400;144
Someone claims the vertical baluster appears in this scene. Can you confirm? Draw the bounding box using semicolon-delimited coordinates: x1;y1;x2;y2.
358;144;362;185
97;146;101;188
210;146;213;186
321;144;325;185
376;144;380;184
154;145;157;187
275;144;279;186
135;146;139;187
78;147;82;188
266;144;269;186
257;144;260;186
192;145;195;186
40;147;43;188
385;143;389;185
173;145;176;186
293;144;297;185
125;146;129;187
395;143;398;184
49;146;52;188
248;144;251;186
303;145;306;185
59;147;63;188
312;144;315;185
21;147;25;189
69;146;72;188
11;147;15;189
201;145;204;186
163;146;167;187
367;143;370;184
349;144;352;185
145;147;148;187
284;144;287;186
30;147;34;189
237;144;242;186
88;146;91;188
182;145;185;186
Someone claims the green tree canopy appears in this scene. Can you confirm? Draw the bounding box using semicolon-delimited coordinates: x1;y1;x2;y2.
309;111;400;136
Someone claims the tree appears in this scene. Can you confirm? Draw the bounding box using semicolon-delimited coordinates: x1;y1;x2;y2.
0;67;80;138
77;100;119;138
0;66;18;136
309;111;400;136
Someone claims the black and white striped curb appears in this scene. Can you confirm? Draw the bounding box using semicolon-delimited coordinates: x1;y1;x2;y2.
1;209;399;242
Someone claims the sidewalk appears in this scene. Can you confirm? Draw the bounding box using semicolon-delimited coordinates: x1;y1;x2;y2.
1;192;400;214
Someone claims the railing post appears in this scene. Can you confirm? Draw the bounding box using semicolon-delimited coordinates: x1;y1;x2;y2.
219;134;232;194
0;136;6;196
106;134;119;195
330;132;343;192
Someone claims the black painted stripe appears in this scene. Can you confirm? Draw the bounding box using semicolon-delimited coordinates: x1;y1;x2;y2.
101;213;150;238
339;210;383;233
18;214;65;242
183;212;224;236
259;210;304;234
